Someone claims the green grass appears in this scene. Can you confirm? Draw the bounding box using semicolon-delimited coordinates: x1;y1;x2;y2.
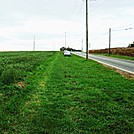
98;54;134;61
0;52;134;133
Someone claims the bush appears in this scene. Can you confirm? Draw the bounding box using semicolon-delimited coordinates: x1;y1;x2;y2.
0;66;23;84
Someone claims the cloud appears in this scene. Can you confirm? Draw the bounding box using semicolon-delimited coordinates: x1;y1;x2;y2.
0;16;84;37
0;0;134;51
0;15;84;51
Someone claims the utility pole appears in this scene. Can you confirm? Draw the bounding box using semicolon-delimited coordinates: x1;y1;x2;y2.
65;32;67;48
81;38;83;52
33;35;35;51
86;0;88;60
109;28;111;55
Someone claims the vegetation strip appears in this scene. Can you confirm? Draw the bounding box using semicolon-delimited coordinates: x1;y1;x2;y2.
99;54;134;61
0;52;134;133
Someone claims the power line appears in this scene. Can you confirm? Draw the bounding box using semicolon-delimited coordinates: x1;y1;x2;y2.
72;0;79;15
89;0;95;6
92;32;108;40
71;0;85;24
112;27;134;32
125;27;134;30
92;26;134;40
112;23;134;30
77;3;85;17
90;0;108;12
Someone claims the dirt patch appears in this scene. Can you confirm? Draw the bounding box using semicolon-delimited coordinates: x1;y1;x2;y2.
16;82;26;88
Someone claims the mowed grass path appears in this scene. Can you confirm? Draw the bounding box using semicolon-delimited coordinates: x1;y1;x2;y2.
1;52;134;133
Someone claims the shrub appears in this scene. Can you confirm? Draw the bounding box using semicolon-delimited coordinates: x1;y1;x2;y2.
0;66;23;84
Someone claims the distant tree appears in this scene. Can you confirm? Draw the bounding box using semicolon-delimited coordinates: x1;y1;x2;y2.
60;47;66;51
67;47;73;51
60;46;82;52
128;42;134;47
60;47;73;51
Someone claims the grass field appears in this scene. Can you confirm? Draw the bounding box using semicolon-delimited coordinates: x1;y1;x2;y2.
0;51;134;133
99;54;134;61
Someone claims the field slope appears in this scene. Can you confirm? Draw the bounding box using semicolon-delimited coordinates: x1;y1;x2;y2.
0;52;134;133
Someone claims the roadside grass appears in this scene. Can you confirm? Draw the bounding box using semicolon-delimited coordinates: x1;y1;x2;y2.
97;54;134;61
0;52;134;133
39;53;134;133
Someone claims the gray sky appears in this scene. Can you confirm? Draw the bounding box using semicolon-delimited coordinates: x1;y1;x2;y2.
0;0;134;51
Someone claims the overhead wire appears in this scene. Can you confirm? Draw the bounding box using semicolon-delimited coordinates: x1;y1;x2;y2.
92;26;134;41
89;0;95;7
112;27;134;32
112;23;134;31
71;0;86;25
77;3;85;18
72;0;84;19
89;1;134;41
92;32;108;40
72;0;79;15
90;0;108;12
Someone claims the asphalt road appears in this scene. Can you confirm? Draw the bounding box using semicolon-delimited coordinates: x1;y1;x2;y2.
72;52;134;75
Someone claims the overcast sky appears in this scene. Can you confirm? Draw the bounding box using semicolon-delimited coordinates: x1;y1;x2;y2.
0;0;134;51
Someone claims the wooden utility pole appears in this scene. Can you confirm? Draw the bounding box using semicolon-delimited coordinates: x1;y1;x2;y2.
109;28;111;55
65;32;67;48
86;0;89;60
81;38;83;52
33;35;35;51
